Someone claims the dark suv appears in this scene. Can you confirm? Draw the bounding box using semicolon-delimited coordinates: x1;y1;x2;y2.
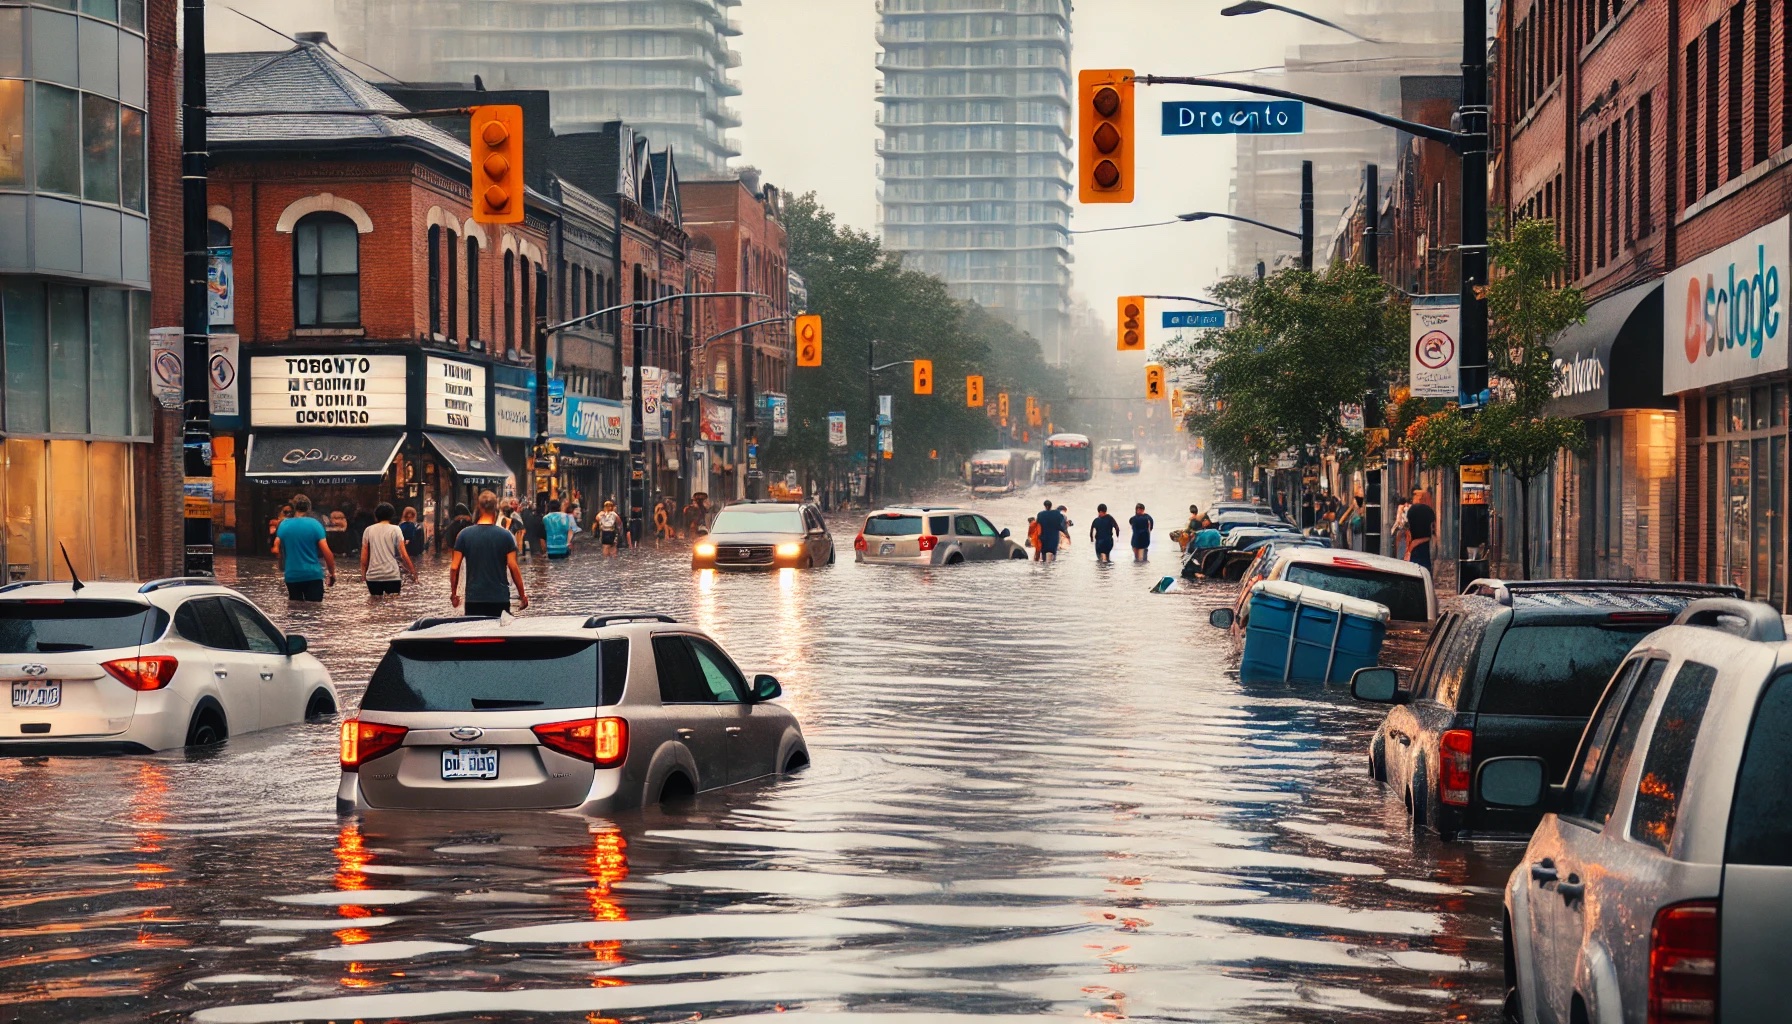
1350;579;1740;840
691;501;835;571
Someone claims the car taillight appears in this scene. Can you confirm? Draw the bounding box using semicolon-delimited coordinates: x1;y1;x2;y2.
1439;729;1473;806
533;717;628;768
918;535;939;552
101;655;179;691
339;719;407;770
853;533;867;551
1649;900;1718;1024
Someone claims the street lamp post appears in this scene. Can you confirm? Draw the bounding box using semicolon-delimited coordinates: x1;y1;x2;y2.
1072;162;1315;271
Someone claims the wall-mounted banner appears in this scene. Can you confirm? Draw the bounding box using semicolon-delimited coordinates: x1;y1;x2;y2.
553;394;628;451
424;356;487;432
1663;215;1789;393
1162;100;1303;136
249;354;407;428
700;396;734;445
765;393;789;437
1409;301;1461;399
494;385;532;439
208;246;233;325
208;333;240;425
150;327;183;409
827;411;847;448
641;366;665;441
1163;310;1226;329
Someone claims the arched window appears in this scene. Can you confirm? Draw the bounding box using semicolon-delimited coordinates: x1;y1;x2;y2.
293;212;359;327
466;237;481;342
503;250;516;355
446;228;459;341
519;255;532;355
427;224;442;336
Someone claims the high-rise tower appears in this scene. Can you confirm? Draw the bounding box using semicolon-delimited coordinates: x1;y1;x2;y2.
875;0;1073;358
335;0;742;176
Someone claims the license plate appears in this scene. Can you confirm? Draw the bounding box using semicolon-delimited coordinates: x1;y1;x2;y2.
11;681;61;708
441;747;498;780
880;543;895;556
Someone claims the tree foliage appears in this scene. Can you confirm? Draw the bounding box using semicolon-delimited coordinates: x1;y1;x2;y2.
765;194;1069;494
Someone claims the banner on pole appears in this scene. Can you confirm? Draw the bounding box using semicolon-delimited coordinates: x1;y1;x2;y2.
1409;301;1461;398
827;411;847;448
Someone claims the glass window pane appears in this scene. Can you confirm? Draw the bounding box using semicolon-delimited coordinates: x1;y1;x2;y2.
47;285;88;435
320;278;358;325
34;84;80;195
0;11;20;77
47;439;90;579
81;94;119;204
120;0;143;31
88;288;128;437
295;278;318;326
1727;671;1792;866
1585;660;1668;825
82;0;119;21
1728;439;1750;591
0;80;22;188
4;439;48;579
295;222;317;275
129;291;150;436
319;221;357;273
1753;437;1771;598
87;442;131;578
119;107;144;212
3;281;49;433
1631;661;1718;853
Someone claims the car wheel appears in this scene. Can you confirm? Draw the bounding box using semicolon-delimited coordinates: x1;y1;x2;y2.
945;552;963;565
305;689;336;721
827;547;836;565
784;749;811;772
186;708;227;747
1368;737;1387;782
1502;919;1524;1024
1011;549;1028;560
659;772;695;806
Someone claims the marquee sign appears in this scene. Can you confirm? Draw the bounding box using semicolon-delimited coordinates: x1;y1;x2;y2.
249;354;407;428
424;356;487;432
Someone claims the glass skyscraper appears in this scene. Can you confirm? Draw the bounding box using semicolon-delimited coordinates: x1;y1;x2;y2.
875;0;1072;357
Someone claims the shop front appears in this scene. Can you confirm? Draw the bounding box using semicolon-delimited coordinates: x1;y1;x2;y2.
1538;279;1676;582
492;367;536;503
699;395;736;501
1669;216;1792;607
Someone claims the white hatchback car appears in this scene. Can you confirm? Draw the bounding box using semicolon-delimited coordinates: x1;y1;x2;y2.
1486;597;1791;1024
0;578;337;754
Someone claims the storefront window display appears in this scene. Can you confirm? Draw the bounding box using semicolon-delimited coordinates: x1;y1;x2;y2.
2;438;136;581
1700;385;1786;606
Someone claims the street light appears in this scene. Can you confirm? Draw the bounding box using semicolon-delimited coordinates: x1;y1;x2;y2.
1218;1;1386;44
1071;164;1316;271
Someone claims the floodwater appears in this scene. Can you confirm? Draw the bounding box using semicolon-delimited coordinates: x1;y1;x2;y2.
0;463;1522;1023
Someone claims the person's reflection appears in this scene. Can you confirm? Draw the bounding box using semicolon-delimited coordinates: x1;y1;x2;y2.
582;825;629;974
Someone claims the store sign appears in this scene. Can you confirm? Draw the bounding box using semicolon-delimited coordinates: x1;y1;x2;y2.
1550;350;1606;401
700;396;734;444
1409;302;1461;398
494;386;532;439
150;327;183;409
249;354;407;428
208;333;240;424
555;395;628;451
1663;216;1790;393
423;356;487;431
828;411;847;448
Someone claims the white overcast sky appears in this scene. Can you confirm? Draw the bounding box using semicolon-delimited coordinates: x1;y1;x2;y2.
213;1;1294;333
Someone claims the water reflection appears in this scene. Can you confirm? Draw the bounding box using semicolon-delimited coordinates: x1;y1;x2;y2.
1;463;1519;1022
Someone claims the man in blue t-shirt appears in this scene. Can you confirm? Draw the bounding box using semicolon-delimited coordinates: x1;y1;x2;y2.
1034;499;1066;563
273;493;335;601
541;498;578;558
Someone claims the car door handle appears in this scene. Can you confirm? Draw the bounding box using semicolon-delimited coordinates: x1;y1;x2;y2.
259;671;275;681
676;728;695;739
1556;874;1585;901
1529;858;1557;884
724;726;742;735
213;668;230;678
1390;730;1411;746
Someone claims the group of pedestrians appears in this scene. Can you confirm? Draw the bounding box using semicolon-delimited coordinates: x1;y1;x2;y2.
1024;498;1158;564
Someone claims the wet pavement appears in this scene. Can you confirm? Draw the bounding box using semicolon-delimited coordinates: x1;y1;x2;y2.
1;463;1522;1022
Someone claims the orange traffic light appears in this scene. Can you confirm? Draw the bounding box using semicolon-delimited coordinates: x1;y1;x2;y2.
966;375;984;407
1025;396;1039;427
913;358;933;395
1079;70;1134;204
1145;363;1165;401
997;392;1010;422
471;105;524;224
1171;387;1184;414
794;314;822;367
1118;295;1145;351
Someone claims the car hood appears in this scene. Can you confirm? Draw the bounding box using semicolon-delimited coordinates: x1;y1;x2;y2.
701;532;805;546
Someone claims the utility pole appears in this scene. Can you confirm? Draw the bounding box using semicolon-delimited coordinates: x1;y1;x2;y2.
742;318;758;499
1299;160;1314;272
1362;163;1380;270
1456;0;1493;588
180;0;212;576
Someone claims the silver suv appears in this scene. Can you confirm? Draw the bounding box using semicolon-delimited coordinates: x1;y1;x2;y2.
853;506;1027;565
337;613;808;813
1485;598;1791;1024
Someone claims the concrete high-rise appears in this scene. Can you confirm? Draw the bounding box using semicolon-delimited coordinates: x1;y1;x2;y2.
875;0;1073;359
333;0;743;176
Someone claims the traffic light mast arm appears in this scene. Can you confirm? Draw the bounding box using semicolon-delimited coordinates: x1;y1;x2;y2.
539;291;768;337
202;106;476;118
1133;75;1464;150
1176;211;1301;240
871;359;915;373
705;314;792;344
1142;293;1233;311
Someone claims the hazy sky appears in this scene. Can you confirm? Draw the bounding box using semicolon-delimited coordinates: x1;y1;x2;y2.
213;1;1295;342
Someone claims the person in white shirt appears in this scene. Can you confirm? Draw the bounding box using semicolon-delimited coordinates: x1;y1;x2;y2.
360;502;418;597
596;500;625;557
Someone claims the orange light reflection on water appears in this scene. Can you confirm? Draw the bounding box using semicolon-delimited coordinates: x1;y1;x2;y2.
582;826;630;975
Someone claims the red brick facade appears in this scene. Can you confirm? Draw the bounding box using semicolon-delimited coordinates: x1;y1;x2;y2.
681;180;793;404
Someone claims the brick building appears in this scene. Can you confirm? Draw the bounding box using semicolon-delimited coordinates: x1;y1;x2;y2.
1500;0;1791;600
682;176;793;499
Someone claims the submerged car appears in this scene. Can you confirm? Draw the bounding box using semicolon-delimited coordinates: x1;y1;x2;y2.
1108;444;1141;473
691;501;835;570
854;507;1028;565
0;578;335;754
338;613;809;813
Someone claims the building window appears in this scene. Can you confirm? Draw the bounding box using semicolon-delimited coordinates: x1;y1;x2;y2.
503;250;515;353
520;255;533;356
293;212;360;327
1638;94;1653;234
1684;42;1700;203
1;80;25;187
35;84;79;196
427;225;442;336
1727;2;1743;180
80;94;119;205
466;237;481;341
446;229;458;341
1705;23;1719;193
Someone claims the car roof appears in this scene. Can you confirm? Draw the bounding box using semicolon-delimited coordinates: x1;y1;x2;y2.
718;501;805;511
392;612;695;643
1273;547;1430;578
1461;578;1742;612
869;505;972;515
0;578;242;605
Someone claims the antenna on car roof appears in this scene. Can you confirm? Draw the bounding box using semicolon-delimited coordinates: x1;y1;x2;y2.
58;544;84;592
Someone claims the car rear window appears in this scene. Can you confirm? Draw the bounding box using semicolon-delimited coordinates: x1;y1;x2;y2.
864;514;921;537
1476;624;1657;717
0;599;166;653
362;638;629;712
710;509;802;534
1282;564;1430;621
1727;670;1792;866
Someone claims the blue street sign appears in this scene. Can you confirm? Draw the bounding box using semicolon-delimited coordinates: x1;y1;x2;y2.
1162;100;1304;136
1163;310;1226;329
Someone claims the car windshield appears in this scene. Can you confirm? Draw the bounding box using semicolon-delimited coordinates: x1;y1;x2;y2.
864;514;922;537
709;509;803;534
0;599;165;653
1476;624;1658;717
362;638;628;712
1282;564;1430;621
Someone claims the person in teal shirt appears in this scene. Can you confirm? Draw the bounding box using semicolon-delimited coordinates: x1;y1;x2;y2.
273;493;335;601
542;498;579;559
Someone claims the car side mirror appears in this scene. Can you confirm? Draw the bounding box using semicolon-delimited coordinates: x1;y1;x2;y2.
1477;756;1549;809
999;528;1011;538
1350;666;1403;703
1208;608;1235;629
752;673;782;702
285;633;309;657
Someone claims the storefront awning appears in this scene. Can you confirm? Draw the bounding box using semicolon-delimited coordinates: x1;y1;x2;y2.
1546;279;1670;417
243;431;405;484
424;432;511;483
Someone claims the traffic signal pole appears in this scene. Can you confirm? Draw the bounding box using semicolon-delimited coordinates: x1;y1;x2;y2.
180;0;211;576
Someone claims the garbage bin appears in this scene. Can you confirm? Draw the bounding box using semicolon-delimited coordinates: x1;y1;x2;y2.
1239;579;1390;684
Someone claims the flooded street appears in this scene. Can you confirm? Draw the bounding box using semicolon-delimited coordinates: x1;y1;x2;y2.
1;465;1522;1023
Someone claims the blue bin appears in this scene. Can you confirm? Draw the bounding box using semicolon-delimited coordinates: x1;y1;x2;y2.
1239;580;1389;684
